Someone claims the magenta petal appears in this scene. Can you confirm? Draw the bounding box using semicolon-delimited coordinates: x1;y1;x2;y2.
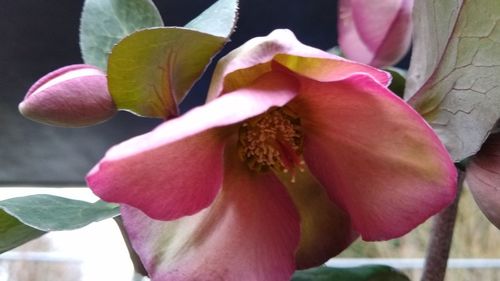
292;75;457;240
467;133;500;229
121;145;300;281
86;71;298;220
338;0;413;67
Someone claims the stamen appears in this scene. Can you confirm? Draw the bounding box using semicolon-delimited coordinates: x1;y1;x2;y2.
238;106;304;179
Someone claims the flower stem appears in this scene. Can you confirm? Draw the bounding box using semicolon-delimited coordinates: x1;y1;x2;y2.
420;168;464;281
114;216;148;278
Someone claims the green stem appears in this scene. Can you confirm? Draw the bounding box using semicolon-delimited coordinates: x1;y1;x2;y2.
420;168;464;281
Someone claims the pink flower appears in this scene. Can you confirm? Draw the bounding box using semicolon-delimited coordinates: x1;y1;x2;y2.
338;0;414;67
87;30;456;280
19;64;116;127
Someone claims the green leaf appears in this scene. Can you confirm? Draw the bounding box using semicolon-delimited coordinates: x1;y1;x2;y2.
107;27;227;118
0;195;120;231
385;67;406;99
107;0;239;118
185;0;239;37
0;210;45;254
292;265;410;281
405;0;500;161
79;0;164;70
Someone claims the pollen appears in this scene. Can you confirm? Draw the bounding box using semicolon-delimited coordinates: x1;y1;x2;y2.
238;107;304;178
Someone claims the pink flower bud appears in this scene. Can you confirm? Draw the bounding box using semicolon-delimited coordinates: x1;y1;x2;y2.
19;64;116;127
338;0;414;67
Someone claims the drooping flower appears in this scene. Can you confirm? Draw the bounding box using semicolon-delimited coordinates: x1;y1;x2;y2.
19;64;116;127
87;30;456;280
338;0;414;67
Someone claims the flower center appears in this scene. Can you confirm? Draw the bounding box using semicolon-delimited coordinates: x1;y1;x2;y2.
238;107;304;181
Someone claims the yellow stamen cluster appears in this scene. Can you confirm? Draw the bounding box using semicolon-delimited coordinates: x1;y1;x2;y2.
238;107;304;177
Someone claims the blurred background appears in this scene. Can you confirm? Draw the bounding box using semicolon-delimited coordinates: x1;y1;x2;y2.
0;1;498;281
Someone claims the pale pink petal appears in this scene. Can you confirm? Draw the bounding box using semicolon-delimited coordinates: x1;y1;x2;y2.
122;144;300;281
275;167;357;269
338;0;413;67
207;29;390;101
290;75;457;240
467;133;500;229
87;72;298;220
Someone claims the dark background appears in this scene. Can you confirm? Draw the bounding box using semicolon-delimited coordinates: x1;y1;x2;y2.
0;0;341;184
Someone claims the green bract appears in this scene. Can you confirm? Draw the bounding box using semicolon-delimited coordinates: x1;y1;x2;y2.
107;0;238;118
185;0;238;37
80;0;164;70
107;27;227;118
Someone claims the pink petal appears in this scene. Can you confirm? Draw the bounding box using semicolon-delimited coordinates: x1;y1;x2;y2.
87;71;298;220
121;144;300;281
275;167;357;269
338;0;413;67
87;129;225;221
467;133;500;229
207;29;390;101
291;75;457;240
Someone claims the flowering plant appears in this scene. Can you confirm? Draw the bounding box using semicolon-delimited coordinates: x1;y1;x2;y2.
3;0;500;281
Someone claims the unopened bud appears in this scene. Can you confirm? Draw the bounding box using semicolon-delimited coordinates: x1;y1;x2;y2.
19;64;116;127
338;0;414;67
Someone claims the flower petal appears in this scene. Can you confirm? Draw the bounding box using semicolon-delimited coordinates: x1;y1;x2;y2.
292;75;457;240
86;71;298;220
275;167;357;269
338;0;413;67
466;133;500;229
272;55;390;87
121;144;300;281
87;129;225;221
207;29;390;100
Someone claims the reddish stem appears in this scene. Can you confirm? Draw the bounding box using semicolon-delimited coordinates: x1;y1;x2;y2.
420;168;464;281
